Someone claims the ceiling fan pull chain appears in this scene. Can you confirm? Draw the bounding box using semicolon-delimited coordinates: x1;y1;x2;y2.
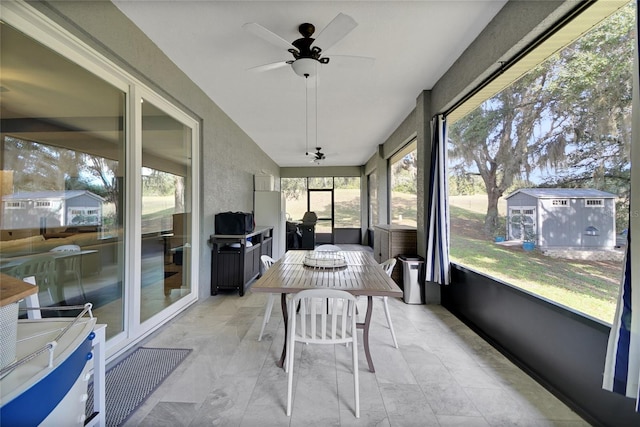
315;75;318;151
305;76;309;156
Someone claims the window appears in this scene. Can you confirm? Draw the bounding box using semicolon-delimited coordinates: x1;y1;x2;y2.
334;177;361;228
368;171;378;228
390;140;417;227
281;176;361;241
281;178;308;222
585;199;604;207
447;1;633;323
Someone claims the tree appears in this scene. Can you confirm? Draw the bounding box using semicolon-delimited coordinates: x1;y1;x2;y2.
449;66;566;235
544;3;633;231
448;3;633;235
391;151;417;193
281;177;307;201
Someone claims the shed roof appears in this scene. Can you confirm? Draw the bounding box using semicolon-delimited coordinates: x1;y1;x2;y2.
505;188;617;200
2;190;105;202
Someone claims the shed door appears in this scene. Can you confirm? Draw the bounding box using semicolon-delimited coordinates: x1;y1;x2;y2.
509;207;536;241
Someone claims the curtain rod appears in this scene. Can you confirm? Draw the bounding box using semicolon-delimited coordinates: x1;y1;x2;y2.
441;0;598;119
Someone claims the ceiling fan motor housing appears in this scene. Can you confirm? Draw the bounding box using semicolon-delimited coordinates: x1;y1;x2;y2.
291;58;319;77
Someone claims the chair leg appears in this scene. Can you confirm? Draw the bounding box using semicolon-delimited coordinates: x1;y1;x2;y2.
286;315;296;416
75;271;87;301
382;297;399;348
258;293;275;341
352;319;360;418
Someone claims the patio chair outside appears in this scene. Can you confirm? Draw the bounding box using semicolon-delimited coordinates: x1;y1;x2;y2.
50;244;86;301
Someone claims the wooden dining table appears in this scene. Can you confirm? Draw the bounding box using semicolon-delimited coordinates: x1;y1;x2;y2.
251;250;403;372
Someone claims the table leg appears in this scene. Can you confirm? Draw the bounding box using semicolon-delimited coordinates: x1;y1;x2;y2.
54;259;66;303
356;296;375;373
278;292;288;368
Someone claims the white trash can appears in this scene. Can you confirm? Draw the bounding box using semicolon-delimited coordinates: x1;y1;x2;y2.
398;255;424;304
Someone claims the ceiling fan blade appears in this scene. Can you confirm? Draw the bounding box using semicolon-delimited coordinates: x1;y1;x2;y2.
327;55;375;68
243;22;295;51
247;61;289;73
312;13;357;53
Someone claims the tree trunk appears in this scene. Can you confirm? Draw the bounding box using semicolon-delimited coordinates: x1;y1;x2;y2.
484;191;501;236
174;177;185;212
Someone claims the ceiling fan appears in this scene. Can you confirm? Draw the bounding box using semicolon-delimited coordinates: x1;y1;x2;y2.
309;147;326;163
243;13;374;78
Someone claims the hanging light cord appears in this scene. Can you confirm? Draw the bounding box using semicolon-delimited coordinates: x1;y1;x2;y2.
305;76;309;156
315;75;318;152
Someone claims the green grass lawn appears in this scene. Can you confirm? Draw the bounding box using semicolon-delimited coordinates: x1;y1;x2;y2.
449;203;620;323
140;196;176;234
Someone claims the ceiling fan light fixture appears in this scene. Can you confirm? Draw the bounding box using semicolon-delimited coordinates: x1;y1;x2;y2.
291;57;318;77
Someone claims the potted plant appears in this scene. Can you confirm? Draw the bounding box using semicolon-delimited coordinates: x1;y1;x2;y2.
522;229;536;251
492;216;507;243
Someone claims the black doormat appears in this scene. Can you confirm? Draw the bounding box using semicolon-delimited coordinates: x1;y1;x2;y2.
87;347;192;426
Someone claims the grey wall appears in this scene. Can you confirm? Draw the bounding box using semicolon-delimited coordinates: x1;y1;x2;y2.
35;0;281;299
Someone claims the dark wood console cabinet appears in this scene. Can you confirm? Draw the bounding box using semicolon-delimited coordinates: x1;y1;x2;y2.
209;226;273;296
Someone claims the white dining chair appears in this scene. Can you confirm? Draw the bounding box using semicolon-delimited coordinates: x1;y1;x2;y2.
379;258;399;348
20;275;42;319
10;254;57;307
286;288;359;418
258;255;277;341
50;244;86;300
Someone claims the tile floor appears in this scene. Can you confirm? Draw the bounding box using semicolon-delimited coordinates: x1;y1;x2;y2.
120;288;590;426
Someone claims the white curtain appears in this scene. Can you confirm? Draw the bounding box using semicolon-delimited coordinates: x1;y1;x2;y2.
425;115;451;285
602;0;640;411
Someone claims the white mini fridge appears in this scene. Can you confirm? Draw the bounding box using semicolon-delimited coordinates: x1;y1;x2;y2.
253;190;286;260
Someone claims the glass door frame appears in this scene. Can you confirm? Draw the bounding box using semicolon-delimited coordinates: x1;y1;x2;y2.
130;88;200;342
1;1;200;358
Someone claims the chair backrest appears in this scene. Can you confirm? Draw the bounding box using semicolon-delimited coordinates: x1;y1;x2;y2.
21;275;42;320
10;254;57;287
301;211;318;225
261;255;275;272
49;244;81;252
314;244;341;252
50;244;82;273
290;289;357;345
380;258;397;277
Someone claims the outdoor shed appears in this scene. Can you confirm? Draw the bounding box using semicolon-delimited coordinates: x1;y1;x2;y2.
1;190;104;230
504;188;617;249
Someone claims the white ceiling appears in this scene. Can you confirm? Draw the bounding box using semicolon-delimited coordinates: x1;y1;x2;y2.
113;0;507;167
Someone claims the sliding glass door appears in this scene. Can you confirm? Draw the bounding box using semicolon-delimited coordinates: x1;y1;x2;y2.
0;21;127;339
1;3;200;353
140;99;193;322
